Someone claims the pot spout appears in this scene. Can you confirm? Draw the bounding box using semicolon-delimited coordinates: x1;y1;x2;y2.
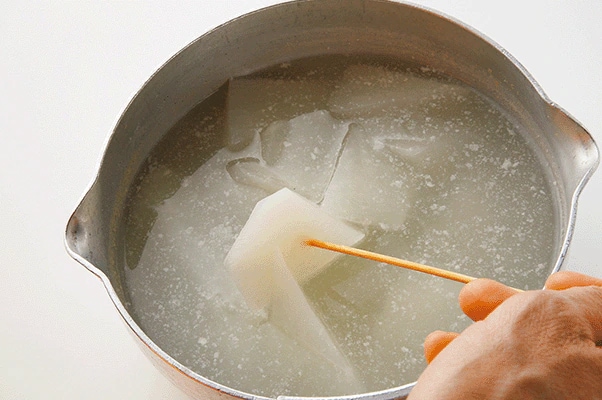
65;182;113;281
547;105;599;193
541;103;599;273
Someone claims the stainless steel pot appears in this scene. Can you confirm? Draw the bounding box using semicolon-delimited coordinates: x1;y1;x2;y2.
65;1;598;399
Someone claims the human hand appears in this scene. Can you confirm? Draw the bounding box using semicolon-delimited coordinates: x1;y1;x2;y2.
408;271;602;400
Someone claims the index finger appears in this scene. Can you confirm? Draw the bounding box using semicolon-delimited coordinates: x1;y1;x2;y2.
459;278;520;322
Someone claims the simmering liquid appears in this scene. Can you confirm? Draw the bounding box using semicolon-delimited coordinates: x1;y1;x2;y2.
123;55;558;398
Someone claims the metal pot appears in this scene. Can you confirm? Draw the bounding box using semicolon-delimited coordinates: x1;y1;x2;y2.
65;0;598;399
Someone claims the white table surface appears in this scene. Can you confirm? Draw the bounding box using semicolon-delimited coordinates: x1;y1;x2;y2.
2;1;601;399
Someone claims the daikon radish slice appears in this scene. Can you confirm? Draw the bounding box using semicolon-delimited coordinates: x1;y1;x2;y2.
226;157;287;194
269;249;363;386
328;64;462;119
259;110;350;202
224;188;364;310
321;124;415;230
226;77;331;150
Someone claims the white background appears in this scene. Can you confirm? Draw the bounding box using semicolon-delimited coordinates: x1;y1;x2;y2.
2;1;601;399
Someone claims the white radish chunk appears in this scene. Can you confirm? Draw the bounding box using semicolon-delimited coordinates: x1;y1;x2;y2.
268;249;363;386
357;116;432;163
358;115;457;185
226;77;331;150
321;124;415;230
224;188;364;310
328;64;461;119
226;157;287;194
260;110;350;202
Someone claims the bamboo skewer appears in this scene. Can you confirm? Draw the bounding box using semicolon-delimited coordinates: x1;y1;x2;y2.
305;238;521;292
305;238;475;284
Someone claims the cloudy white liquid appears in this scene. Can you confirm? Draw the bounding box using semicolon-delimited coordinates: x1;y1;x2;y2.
123;56;558;398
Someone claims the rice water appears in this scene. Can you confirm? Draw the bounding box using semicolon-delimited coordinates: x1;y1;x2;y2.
123;56;557;398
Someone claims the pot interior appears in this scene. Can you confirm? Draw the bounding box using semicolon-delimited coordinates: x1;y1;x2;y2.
119;54;563;397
